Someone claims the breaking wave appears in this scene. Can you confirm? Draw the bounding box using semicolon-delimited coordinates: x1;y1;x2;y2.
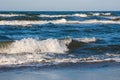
37;13;112;18
0;37;97;54
39;13;111;18
0;13;112;18
0;38;120;68
0;38;68;54
0;19;67;26
0;19;120;26
0;52;119;68
0;14;25;17
39;13;88;18
91;13;111;16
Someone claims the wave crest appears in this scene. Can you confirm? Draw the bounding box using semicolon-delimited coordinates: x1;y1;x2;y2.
0;53;119;67
1;38;68;54
0;14;25;17
0;19;120;26
91;13;111;16
0;37;97;54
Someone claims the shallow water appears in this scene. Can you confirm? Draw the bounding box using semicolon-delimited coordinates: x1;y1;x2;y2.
0;62;120;80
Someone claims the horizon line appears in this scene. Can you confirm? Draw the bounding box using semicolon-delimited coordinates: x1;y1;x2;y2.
0;10;120;12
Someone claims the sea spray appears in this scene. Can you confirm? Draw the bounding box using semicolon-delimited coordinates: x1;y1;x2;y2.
2;38;68;54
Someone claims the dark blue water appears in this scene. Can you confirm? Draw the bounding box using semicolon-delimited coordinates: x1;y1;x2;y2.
0;11;120;68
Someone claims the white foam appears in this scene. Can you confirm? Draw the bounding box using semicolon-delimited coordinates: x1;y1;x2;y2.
0;53;119;67
101;13;111;16
0;14;25;17
92;13;100;16
1;38;68;54
0;37;97;54
68;19;120;24
92;13;111;16
39;14;67;18
105;16;120;21
73;14;88;17
51;18;67;24
0;19;67;26
0;19;120;26
39;13;88;18
74;37;97;43
0;53;45;66
0;50;119;67
0;20;45;26
105;58;120;62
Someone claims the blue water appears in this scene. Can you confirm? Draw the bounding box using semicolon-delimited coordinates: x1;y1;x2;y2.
0;11;120;68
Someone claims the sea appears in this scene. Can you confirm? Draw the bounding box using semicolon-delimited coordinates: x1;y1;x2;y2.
0;11;120;80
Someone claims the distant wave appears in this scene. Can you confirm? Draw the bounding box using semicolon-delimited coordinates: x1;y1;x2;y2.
39;13;111;18
91;12;111;16
0;13;88;18
39;13;88;18
0;14;25;17
0;19;120;26
69;19;120;24
0;19;67;26
0;12;111;18
109;17;120;21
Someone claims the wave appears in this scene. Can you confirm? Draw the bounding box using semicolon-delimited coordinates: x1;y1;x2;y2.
70;19;120;24
39;14;67;18
0;13;112;19
39;13;111;18
0;13;88;18
0;37;97;54
110;17;120;21
0;38;68;54
0;52;119;68
0;37;120;68
0;14;25;17
101;13;111;16
91;13;111;16
73;13;88;17
39;13;88;18
0;19;67;26
102;16;120;21
0;19;120;26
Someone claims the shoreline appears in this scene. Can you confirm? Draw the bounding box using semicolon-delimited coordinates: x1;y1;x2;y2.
0;62;120;80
